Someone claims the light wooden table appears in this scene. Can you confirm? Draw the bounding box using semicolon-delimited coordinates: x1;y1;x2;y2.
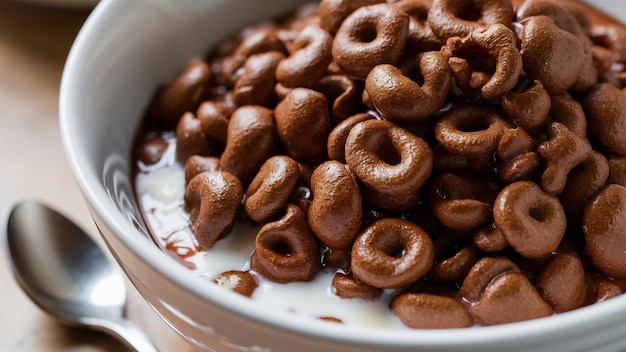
0;2;195;351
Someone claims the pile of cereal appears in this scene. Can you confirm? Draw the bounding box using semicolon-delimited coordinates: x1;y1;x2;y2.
134;0;626;328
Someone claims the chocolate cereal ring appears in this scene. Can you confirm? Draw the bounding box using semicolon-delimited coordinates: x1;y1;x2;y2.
435;104;510;157
153;59;211;125
428;172;497;231
308;161;363;249
444;23;522;101
245;156;300;223
213;271;259;297
276;24;333;89
459;256;519;302
175;112;213;162
184;171;243;249
234;51;284;107
501;80;550;134
331;272;382;301
429;230;478;283
351;218;434;289
519;15;586;94
472;272;552;326
274;88;330;161
225;28;287;84
365;51;451;122
493;181;566;259
496;127;540;184
315;74;363;124
332;3;409;80
391;292;474;329
345;119;433;196
196;100;231;145
221;106;277;186
536;253;586;313
250;205;321;283
559;151;609;222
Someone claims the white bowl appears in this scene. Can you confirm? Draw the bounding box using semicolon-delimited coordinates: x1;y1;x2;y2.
60;0;626;351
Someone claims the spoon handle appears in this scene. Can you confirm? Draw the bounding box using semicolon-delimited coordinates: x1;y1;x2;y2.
97;317;160;352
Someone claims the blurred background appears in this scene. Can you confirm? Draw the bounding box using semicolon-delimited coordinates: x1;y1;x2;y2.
0;1;193;350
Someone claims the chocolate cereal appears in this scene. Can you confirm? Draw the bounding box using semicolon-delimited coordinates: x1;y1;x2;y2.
134;0;626;329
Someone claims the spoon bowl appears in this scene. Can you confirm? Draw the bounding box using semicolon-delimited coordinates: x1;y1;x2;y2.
3;201;158;352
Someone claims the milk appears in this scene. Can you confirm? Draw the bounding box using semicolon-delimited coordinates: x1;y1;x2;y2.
135;138;407;329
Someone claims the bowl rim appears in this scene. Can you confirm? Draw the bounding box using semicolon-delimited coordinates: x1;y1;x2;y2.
59;0;626;349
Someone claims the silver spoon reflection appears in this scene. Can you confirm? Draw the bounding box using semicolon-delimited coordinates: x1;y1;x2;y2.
3;201;158;352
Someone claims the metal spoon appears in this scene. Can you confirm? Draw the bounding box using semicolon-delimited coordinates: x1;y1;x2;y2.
3;201;158;352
